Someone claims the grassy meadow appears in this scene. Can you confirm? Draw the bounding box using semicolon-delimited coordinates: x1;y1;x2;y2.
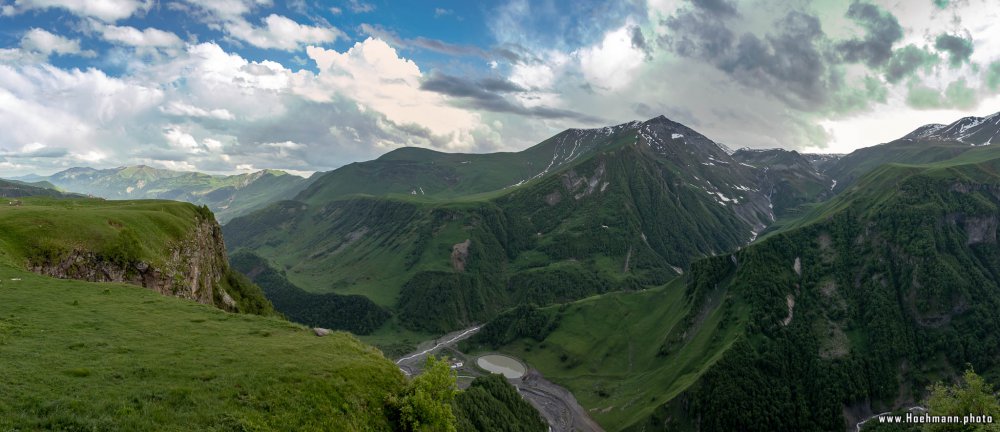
0;264;404;431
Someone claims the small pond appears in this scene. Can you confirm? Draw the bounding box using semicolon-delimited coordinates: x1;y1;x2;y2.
476;354;526;379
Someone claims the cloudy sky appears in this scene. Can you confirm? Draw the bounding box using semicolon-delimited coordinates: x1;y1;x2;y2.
0;0;999;176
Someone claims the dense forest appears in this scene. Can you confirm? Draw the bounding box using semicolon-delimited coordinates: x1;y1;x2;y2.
638;162;1000;431
229;251;390;334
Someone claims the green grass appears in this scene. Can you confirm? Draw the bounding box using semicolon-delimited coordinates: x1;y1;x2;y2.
0;197;206;268
0;264;404;431
483;277;746;430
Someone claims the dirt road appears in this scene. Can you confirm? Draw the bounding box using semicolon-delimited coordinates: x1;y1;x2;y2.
516;370;604;432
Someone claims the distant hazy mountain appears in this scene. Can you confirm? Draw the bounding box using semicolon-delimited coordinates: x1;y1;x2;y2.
23;166;316;223
902;111;1000;144
0;178;82;198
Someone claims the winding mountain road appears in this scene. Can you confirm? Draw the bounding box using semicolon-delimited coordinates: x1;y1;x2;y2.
394;327;604;432
395;325;481;375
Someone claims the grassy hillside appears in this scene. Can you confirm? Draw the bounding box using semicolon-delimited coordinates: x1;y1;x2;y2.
463;276;745;430
824;112;1000;191
0;197;209;268
824;139;976;191
0;197;272;315
0;264;406;430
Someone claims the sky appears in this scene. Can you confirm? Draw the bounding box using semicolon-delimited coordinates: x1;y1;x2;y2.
0;0;999;177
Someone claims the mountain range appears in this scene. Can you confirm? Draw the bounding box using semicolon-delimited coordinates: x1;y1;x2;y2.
222;109;1000;430
7;166;316;223
223;116;798;335
4;107;1000;431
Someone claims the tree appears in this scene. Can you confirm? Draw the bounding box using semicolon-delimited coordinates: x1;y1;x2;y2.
924;368;1000;432
388;356;458;432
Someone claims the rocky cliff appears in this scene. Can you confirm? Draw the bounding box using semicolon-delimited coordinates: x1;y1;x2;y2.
28;216;242;312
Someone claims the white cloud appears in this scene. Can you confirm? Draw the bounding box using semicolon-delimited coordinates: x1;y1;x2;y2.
577;24;646;92
155;159;198;171
262;141;305;150
203;138;224;152
226;14;342;51
509;62;556;90
74;150;107;163
345;0;374;13
97;24;184;49
160;101;235;120
4;0;152;22
186;0;272;22
0;37;501;176
164;126;204;154
300;38;484;149
180;1;340;51
0;63;163;159
20;28;95;58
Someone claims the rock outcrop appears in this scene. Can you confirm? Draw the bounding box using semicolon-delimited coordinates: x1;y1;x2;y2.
451;239;471;272
28;217;235;309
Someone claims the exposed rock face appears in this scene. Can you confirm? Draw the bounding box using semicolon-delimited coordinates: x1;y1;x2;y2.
782;294;795;326
451;239;472;272
964;216;998;245
28;218;233;309
559;160;607;200
944;212;999;245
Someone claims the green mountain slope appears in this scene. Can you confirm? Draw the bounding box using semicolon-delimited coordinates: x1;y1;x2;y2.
295;122;643;203
229;251;390;335
225;116;778;337
0;179;80;198
673;148;1000;431
460;276;742;430
484;145;1000;431
36;166;313;223
824;111;1000;191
